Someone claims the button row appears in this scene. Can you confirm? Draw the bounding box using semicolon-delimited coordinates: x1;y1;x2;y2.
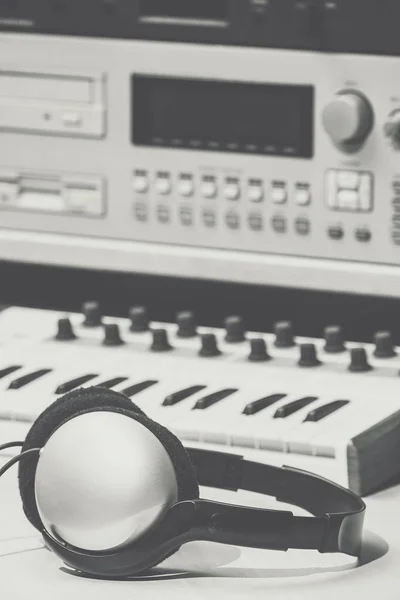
134;201;314;235
326;169;373;212
133;170;311;206
392;184;400;245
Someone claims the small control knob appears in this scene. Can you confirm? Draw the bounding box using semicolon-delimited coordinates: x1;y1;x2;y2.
199;334;221;358
248;338;271;362
384;110;400;147
349;348;373;373
56;318;77;341
225;316;246;343
274;321;295;348
82;301;102;328
151;329;173;352
324;325;346;353
103;324;124;346
373;331;396;358
298;344;321;367
176;311;197;338
322;91;373;148
129;306;149;332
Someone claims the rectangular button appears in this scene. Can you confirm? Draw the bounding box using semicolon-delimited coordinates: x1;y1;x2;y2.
294;188;311;206
359;174;373;212
62;112;82;127
271;183;287;205
337;189;359;211
337;171;360;190
326;171;337;209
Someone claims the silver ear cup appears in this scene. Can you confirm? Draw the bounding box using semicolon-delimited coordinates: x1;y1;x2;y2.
34;412;179;551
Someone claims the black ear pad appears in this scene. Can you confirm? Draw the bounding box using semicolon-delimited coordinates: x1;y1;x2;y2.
19;391;199;533
18;386;146;529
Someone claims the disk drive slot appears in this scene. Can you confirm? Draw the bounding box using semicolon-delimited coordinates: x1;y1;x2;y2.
19;175;62;194
0;68;105;138
0;169;105;217
0;72;93;104
17;175;64;212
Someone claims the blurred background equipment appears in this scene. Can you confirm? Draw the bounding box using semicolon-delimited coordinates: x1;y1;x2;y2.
1;0;400;296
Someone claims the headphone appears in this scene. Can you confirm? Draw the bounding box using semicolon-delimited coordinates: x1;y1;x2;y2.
0;386;365;578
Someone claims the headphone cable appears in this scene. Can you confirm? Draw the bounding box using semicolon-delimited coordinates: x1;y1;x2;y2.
0;449;41;480
0;442;24;452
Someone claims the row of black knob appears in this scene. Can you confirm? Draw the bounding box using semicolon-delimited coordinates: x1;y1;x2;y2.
56;318;383;373
79;302;397;360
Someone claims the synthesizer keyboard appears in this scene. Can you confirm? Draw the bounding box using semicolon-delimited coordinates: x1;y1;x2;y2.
0;304;400;496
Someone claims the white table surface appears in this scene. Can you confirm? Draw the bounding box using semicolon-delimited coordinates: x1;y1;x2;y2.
0;456;398;600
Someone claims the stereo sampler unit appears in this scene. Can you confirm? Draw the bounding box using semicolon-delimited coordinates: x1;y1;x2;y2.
1;0;400;296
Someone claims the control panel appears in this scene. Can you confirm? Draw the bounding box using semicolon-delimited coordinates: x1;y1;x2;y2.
1;33;400;295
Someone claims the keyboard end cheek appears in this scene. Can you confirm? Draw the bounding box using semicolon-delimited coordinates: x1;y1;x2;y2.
347;409;400;496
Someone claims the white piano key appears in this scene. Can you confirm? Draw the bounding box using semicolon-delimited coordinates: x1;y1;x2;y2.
227;393;323;451
170;386;267;444
114;376;196;418
309;393;400;459
0;365;85;421
146;383;213;428
283;398;356;455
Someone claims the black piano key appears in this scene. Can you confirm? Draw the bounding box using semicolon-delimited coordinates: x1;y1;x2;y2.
95;377;128;389
243;394;287;416
193;388;238;410
163;385;207;407
9;369;52;390
304;400;350;423
55;374;98;394
274;396;318;419
121;380;158;397
0;366;22;380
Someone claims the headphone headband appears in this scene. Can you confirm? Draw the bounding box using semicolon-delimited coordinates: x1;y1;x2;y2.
42;448;365;578
188;449;365;556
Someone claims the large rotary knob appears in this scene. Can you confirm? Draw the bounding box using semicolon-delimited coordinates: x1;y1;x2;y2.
322;91;373;149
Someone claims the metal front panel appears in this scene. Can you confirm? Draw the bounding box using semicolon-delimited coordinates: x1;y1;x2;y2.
0;33;399;293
